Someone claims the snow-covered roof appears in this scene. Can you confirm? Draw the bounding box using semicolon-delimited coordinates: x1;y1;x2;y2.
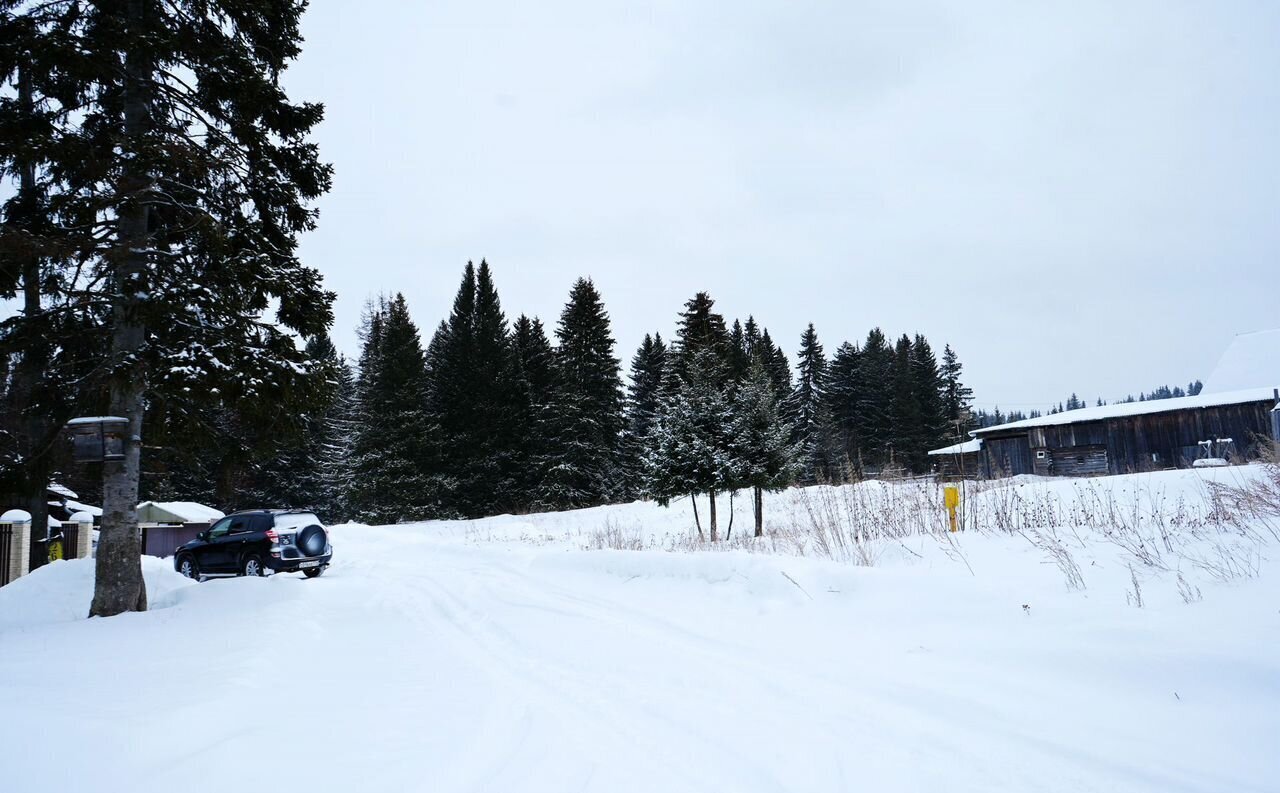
65;416;128;426
972;386;1280;436
136;501;225;524
928;439;982;456
66;500;102;517
1204;329;1280;394
47;483;78;499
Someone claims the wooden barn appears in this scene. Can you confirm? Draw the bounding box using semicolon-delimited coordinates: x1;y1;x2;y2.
927;439;984;479
971;387;1280;478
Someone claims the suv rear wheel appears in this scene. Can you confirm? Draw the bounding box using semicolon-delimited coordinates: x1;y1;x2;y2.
303;566;324;579
242;554;266;577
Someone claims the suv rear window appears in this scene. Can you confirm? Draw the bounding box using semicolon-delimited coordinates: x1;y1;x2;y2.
272;512;322;532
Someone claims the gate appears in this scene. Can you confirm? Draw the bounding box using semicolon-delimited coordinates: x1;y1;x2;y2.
62;524;81;561
0;523;11;586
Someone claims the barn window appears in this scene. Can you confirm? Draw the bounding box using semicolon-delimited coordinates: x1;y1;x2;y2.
1076;455;1085;464
1036;450;1046;460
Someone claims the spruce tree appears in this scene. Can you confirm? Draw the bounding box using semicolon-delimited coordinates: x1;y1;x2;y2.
887;334;924;471
726;319;751;382
0;2;335;616
674;291;730;380
644;349;737;540
940;343;975;439
759;328;793;397
621;332;668;498
538;278;624;509
348;294;445;524
856;328;894;467
506;314;556;510
730;362;798;537
826;341;863;473
786;324;837;482
911;334;948;460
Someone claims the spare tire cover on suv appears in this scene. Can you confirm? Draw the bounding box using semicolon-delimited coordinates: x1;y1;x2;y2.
298;525;327;556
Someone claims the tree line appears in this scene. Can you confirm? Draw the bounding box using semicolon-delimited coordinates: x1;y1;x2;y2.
223;263;978;534
973;380;1206;427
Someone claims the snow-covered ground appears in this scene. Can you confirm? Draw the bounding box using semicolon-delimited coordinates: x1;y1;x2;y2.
2;467;1278;792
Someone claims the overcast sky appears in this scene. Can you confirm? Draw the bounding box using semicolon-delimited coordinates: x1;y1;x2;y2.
284;0;1279;412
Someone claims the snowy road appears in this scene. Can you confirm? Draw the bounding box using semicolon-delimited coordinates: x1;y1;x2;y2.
2;519;1278;792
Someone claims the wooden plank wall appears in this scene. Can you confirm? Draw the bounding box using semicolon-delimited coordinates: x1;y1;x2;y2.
982;436;1034;477
978;400;1276;479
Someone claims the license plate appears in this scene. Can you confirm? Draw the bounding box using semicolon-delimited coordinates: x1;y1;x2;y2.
299;560;320;569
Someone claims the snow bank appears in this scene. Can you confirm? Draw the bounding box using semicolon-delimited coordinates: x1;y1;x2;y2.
0;557;192;632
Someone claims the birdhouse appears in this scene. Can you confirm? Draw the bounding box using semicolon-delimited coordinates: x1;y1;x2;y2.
66;417;129;463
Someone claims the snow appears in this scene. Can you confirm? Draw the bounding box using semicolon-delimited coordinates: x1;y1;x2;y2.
972;386;1278;435
927;438;981;455
2;468;1278;792
47;482;79;499
0;509;31;523
64;416;128;426
65;500;102;518
272;511;323;531
135;501;225;524
1203;328;1280;394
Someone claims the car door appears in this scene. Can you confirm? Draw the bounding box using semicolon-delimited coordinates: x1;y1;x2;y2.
224;514;263;566
195;517;234;572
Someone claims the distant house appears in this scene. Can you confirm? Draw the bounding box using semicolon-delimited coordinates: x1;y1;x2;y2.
136;501;225;558
136;501;225;525
968;329;1280;478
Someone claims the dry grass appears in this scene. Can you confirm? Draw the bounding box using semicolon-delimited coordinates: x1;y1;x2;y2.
580;461;1280;595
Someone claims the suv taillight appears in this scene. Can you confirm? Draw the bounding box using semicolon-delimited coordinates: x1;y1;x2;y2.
266;529;279;544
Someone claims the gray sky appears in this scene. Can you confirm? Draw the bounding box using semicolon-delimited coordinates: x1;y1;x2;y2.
285;0;1279;411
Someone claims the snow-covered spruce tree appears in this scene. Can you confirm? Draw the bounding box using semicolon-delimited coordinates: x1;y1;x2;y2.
505;314;556;511
348;295;445;524
620;332;668;499
0;2;335;616
644;349;738;541
537;278;624;510
730;362;799;537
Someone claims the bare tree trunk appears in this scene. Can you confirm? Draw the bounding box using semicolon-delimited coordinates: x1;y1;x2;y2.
91;1;151;616
690;493;703;539
725;490;735;542
708;489;718;542
754;486;764;537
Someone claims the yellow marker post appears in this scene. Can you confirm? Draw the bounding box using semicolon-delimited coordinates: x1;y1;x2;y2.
943;485;960;532
48;539;63;562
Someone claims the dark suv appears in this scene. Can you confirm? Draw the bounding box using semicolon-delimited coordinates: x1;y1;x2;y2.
174;510;332;580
